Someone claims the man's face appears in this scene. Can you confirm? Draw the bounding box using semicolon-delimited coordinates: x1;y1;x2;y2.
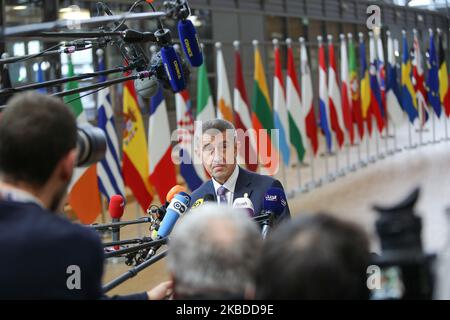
201;130;237;184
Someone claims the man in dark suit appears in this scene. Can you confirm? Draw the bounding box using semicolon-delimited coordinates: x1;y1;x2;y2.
190;119;290;221
0;93;171;299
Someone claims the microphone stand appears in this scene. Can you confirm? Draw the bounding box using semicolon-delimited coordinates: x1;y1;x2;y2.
91;216;153;231
104;237;168;258
103;250;168;293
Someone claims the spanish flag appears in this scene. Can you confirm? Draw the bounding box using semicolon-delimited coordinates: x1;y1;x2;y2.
251;41;279;175
438;30;450;117
359;33;372;135
122;80;153;211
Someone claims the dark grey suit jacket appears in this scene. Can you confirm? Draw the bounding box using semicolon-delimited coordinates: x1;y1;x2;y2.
189;166;291;221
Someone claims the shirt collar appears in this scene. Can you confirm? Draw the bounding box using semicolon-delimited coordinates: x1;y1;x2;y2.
212;164;240;195
0;182;45;208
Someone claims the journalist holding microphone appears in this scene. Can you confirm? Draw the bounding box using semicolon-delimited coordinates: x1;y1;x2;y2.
190;119;291;221
0;92;170;300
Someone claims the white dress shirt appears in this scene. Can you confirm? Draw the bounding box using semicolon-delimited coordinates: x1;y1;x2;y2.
212;165;240;206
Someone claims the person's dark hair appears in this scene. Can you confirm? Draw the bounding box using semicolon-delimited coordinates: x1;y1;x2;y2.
256;213;371;300
0;92;77;187
202;119;235;135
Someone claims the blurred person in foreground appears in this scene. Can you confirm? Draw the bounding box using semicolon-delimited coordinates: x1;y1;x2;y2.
0;92;170;300
167;204;263;299
255;213;371;300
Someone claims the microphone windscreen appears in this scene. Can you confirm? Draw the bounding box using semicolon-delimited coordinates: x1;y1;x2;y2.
109;194;125;219
160;46;186;93
233;197;255;217
177;19;203;67
158;193;191;238
263;187;287;216
166;185;188;203
134;75;160;98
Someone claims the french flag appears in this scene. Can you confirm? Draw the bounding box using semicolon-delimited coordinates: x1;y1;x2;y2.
148;86;177;204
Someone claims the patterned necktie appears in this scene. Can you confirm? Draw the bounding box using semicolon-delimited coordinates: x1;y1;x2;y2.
217;186;228;205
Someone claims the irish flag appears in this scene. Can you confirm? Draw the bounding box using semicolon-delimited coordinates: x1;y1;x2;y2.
251;40;279;175
65;56;102;224
197;55;215;123
122;80;153;212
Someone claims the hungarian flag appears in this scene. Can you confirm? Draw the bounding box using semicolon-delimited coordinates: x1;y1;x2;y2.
318;36;333;152
122;80;153;212
273;41;291;166
64;56;102;224
339;34;355;145
286;38;306;163
327;35;345;148
348;34;364;140
438;30;450;117
148;87;177;204
300;37;319;155
216;42;234;122
251;41;279;174
233;42;258;172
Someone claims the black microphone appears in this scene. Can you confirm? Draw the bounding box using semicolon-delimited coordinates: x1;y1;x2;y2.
191;193;215;209
260;187;287;239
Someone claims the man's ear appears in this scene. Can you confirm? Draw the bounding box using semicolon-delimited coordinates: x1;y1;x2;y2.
60;149;77;181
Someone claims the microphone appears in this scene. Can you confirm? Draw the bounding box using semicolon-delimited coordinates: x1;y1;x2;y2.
109;195;125;249
155;28;186;93
134;75;159;98
261;187;287;239
191;193;215;209
233;195;255;217
177;19;203;67
157;192;191;239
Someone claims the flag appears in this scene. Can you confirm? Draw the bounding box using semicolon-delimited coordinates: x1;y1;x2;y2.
176;89;205;190
327;35;346;148
286;39;306;163
438;30;450;117
376;33;387;120
251;42;279;174
359;34;373;135
348;34;364;140
148;86;177;204
300;37;319;155
96;54;125;203
340;34;355;145
122;80;153;212
386;31;406;126
197;56;215;123
36;62;46;94
273;42;291;166
64;56;102;224
216;43;234;122
401;31;419;123
318;37;333;151
233;42;258;172
369;32;385;132
412;30;429;127
427;30;442;117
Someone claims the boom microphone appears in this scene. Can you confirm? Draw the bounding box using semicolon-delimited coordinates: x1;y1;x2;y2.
178;19;203;67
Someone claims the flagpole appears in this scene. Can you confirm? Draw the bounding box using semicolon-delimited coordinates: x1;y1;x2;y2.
445;116;449;140
432;110;437;143
309;147;319;188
